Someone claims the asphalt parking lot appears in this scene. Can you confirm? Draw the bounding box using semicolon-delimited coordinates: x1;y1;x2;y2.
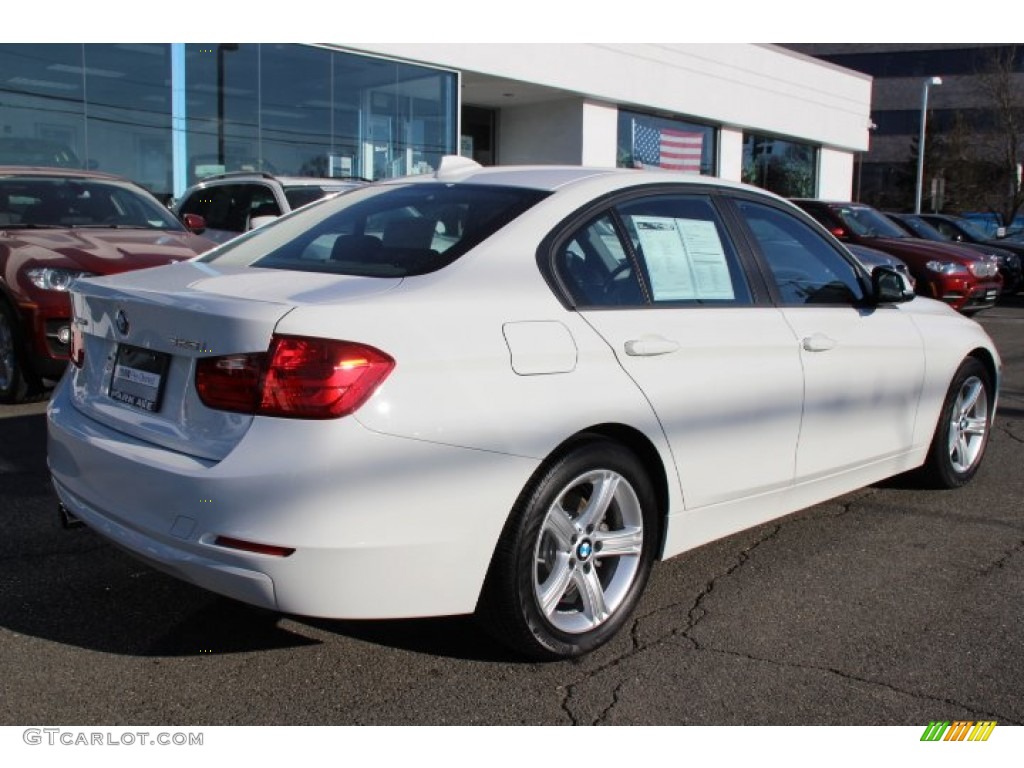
1;301;1022;726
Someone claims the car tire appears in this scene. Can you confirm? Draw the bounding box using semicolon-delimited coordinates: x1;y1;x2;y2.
478;438;658;660
0;301;33;404
919;357;993;489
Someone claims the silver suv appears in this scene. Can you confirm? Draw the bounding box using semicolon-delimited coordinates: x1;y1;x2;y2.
173;172;365;244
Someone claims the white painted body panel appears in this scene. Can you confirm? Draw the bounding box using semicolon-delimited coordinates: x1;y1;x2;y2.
580;306;804;508
49;387;539;617
46;165;1001;623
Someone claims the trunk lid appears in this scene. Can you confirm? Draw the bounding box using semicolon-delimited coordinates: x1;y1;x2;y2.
66;260;401;460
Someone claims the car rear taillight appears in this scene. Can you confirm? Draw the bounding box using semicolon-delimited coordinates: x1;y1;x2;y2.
195;336;394;419
196;352;266;412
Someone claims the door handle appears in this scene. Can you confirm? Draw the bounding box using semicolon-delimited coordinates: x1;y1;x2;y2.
802;334;838;352
624;337;680;356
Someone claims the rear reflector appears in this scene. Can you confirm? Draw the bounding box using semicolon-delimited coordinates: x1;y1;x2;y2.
196;335;394;419
213;536;295;557
69;323;84;368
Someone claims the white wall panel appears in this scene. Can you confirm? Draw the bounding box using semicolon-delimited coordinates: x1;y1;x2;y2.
346;43;873;152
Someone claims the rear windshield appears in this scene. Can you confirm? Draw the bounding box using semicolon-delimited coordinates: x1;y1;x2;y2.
202;183;548;277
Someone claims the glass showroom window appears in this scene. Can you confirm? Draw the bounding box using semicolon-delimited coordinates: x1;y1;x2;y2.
184;44;457;184
0;44;173;200
742;133;818;198
617;110;716;175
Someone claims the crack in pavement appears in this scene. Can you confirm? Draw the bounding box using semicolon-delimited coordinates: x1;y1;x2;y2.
558;523;784;724
682;524;783;649
699;644;1023;725
591;680;627;726
556;485;1022;725
979;538;1024;576
998;422;1024;444
859;504;1024;534
558;684;579;726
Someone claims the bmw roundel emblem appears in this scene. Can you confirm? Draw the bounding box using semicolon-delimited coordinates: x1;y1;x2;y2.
115;309;130;336
577;541;593;560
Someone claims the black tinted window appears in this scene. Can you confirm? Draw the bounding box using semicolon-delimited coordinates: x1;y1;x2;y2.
739;201;865;305
556;215;645;306
205;183;548;277
0;176;182;230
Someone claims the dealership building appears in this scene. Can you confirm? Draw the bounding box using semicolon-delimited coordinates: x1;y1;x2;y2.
0;43;872;202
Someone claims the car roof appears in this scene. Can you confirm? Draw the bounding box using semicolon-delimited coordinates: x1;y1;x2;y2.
0;165;131;182
189;173;363;186
387;156;761;195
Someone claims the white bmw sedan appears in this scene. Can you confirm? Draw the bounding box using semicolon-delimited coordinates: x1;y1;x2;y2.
48;158;1000;659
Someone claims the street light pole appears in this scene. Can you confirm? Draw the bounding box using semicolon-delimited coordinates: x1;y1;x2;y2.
915;76;942;214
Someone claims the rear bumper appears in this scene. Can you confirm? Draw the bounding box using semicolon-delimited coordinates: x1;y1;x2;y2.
47;378;538;619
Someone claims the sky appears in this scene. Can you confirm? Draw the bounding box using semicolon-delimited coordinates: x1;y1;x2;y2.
1;2;998;44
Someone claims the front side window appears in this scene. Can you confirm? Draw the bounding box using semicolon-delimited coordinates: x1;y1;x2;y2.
555;194;751;307
738;201;864;305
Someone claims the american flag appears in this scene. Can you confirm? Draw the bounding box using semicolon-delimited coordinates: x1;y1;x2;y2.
633;122;704;174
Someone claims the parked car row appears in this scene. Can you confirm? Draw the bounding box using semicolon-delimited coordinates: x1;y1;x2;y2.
46;157;999;660
791;200;1006;315
1;167;367;403
886;212;1022;294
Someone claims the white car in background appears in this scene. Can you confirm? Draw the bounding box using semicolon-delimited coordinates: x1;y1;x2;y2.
48;158;999;660
173;172;365;244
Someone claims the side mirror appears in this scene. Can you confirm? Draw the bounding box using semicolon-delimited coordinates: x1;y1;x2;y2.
871;266;915;304
181;213;207;234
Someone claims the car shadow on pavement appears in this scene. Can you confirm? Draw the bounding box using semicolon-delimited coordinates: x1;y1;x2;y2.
298;615;518;663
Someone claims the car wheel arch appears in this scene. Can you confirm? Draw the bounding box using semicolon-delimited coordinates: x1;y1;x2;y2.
968;347;999;393
475;425;668;658
534;424;671;558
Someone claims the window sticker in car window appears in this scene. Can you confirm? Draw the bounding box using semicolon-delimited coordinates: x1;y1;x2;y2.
633;216;735;301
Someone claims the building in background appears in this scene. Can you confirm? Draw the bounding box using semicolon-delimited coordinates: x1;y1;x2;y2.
0;43;871;203
783;43;1024;225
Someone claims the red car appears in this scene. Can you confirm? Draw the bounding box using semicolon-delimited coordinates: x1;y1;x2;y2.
792;200;1002;314
0;167;215;402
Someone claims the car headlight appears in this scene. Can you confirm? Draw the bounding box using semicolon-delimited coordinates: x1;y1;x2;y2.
925;260;969;276
24;267;95;292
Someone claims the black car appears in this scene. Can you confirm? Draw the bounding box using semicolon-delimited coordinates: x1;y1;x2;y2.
884;215;1019;296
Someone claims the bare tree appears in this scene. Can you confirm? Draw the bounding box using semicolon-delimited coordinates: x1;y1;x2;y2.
977;46;1024;228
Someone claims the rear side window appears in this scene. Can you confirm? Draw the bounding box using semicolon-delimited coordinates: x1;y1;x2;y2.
225;183;549;277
